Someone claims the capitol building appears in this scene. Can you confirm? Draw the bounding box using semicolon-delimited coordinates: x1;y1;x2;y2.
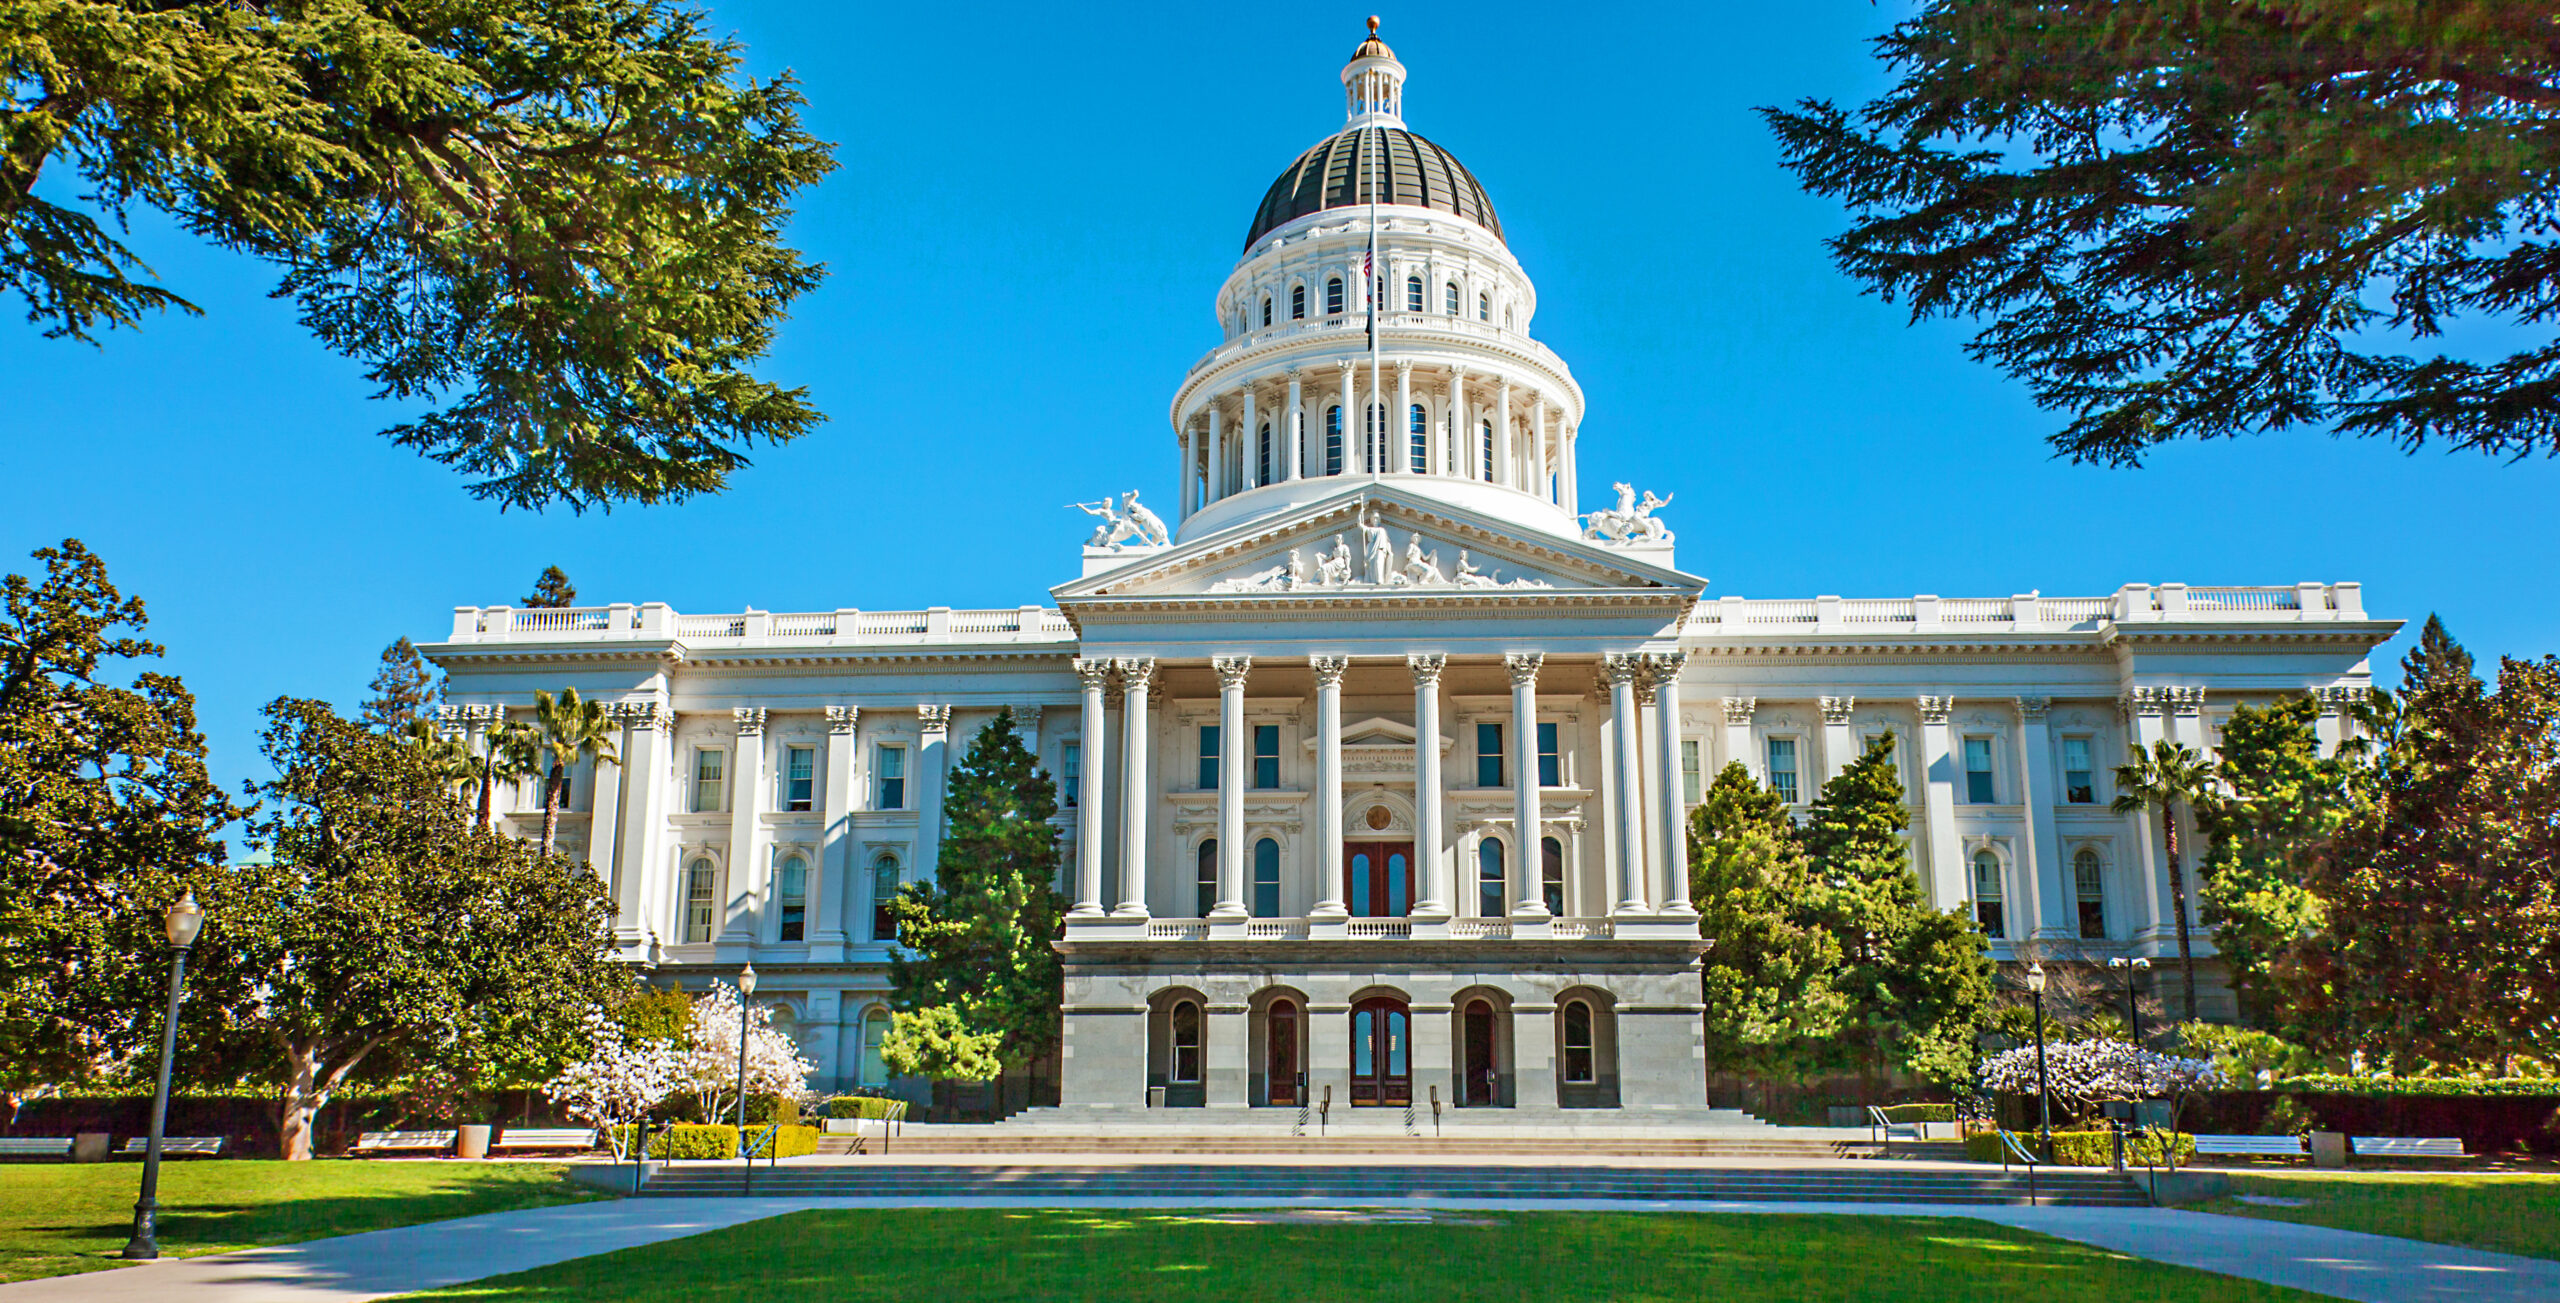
425;28;2397;1114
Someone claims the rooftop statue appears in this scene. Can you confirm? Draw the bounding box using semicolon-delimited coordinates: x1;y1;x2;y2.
1074;490;1172;550
1582;483;1673;545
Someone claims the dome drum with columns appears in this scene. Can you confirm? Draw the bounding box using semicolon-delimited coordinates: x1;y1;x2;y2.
418;25;2401;1121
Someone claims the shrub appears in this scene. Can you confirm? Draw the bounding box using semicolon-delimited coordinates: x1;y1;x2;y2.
610;1122;818;1160
1876;1103;1956;1123
742;1093;800;1126
1962;1130;2193;1167
823;1095;907;1120
2272;1076;2560;1098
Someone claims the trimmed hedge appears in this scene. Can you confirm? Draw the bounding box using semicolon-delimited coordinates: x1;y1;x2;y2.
614;1123;819;1160
2270;1076;2560;1098
1876;1104;1957;1123
823;1096;907;1121
1963;1130;2194;1167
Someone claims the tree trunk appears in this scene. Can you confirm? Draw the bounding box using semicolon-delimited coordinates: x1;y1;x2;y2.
2164;805;2198;1022
541;763;563;855
477;755;497;829
279;1046;326;1161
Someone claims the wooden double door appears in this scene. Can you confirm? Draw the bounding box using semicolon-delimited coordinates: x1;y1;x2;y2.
1344;841;1412;917
1350;996;1411;1106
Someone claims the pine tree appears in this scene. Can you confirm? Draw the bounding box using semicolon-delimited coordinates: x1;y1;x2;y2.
1796;735;1996;1088
522;567;577;609
2196;697;2352;1028
885;709;1066;1081
1690;762;1843;1078
360;637;439;732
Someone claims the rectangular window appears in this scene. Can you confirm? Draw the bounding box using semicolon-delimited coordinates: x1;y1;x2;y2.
1061;740;1081;807
1964;737;1996;804
1252;840;1280;918
1198;724;1221;791
682;861;717;944
875;745;906;810
777;859;807;942
1406;277;1423;312
1196;842;1218;918
1536;722;1560;788
2062;737;2095;804
1326;278;1345;314
1766;737;1799;805
1681;739;1702;805
1476;723;1504;787
781;745;814;812
1541;837;1564;916
1253;724;1280;789
691;750;724;814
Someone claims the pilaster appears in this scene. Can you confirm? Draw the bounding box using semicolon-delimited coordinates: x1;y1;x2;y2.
719;708;768;953
915;704;953;892
2015;696;2069;940
1915;696;1963;912
1820;696;1856;781
1309;655;1350;923
1407;654;1451;921
814;705;859;960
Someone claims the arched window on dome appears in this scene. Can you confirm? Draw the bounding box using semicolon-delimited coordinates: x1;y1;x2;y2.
1480;419;1495;481
1505;306;1515;330
1261;295;1272;327
1365;402;1388;472
1257;422;1273;486
1326;277;1345;315
1291;284;1306;320
1324;406;1344;476
1445;281;1459;315
1478;292;1491;322
1409;404;1428;472
1406;275;1423;312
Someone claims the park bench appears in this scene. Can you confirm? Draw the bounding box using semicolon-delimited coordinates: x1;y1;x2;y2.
491;1128;596;1153
2190;1134;2307;1161
352;1130;458;1156
2354;1136;2466;1160
117;1137;226;1158
0;1137;74;1160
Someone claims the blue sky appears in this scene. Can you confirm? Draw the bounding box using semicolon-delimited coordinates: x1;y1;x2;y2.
5;2;2554;804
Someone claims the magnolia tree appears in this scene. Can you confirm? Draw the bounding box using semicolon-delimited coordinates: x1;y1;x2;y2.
677;982;814;1124
1980;1038;2224;1116
544;1010;683;1161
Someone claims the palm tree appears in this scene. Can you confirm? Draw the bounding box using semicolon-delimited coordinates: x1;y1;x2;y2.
401;719;481;801
472;716;542;831
2113;739;2218;1021
530;687;619;857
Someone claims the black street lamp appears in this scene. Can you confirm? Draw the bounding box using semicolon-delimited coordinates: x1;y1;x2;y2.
2108;956;2151;1045
2026;962;2053;1162
735;964;756;1196
123;892;204;1260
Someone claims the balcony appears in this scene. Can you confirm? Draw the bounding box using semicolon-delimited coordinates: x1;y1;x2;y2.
1071;914;1700;944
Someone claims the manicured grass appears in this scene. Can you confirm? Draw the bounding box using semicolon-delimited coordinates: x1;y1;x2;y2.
2205;1170;2560;1262
397;1208;2322;1302
0;1160;603;1283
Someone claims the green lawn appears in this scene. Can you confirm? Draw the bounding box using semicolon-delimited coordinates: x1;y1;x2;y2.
2204;1170;2560;1262
0;1160;603;1283
396;1208;2322;1303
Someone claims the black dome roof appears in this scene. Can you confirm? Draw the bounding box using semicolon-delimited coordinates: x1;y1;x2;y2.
1243;126;1501;251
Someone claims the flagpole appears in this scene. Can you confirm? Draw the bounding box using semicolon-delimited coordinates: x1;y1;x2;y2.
1368;122;1382;477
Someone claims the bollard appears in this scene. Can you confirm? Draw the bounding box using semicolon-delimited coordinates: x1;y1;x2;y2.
1430;1086;1442;1137
1320;1085;1331;1135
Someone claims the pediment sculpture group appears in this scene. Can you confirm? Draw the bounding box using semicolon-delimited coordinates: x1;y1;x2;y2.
1209;507;1551;593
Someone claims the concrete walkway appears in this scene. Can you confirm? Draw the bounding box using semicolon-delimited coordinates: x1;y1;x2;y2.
7;1195;2557;1303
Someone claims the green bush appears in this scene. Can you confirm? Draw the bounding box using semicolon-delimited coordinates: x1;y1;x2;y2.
1962;1130;2193;1167
613;1122;821;1160
742;1093;801;1126
823;1095;907;1120
1876;1103;1956;1123
2272;1076;2560;1097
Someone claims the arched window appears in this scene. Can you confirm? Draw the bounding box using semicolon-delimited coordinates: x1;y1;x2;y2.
1562;999;1596;1083
1365;402;1387;471
1478;292;1491;321
1480;419;1495;481
860;1007;892;1085
1444;281;1459;314
1505;306;1515;329
682;858;717;944
1253;838;1281;917
1170;1000;1203;1083
1409;404;1428;472
1326;277;1345;315
1257;421;1273;486
1291;284;1306;319
1972;850;2006;937
1477;839;1505;918
870;853;901;942
1324;406;1344;475
1261;294;1272;327
776;854;807;942
2074;848;2107;939
1542;836;1565;916
1196;839;1218;918
1406;275;1423;312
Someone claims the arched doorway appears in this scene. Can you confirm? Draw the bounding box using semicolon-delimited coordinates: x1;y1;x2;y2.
1266;1003;1300;1105
1350;996;1410;1106
1461;999;1497;1105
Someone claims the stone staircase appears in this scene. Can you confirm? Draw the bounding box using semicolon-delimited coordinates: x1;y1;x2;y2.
641;1161;2150;1207
815;1133;1887;1158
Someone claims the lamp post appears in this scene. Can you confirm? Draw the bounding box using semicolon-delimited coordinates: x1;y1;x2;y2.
2026;963;2053;1161
123;892;204;1260
735;964;756;1195
2108;956;2152;1045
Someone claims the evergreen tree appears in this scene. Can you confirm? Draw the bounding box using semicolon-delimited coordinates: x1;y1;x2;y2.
1795;735;1996;1087
522;567;577;609
1689;762;1843;1078
885;709;1066;1080
2114;740;2220;1021
2195;697;2354;1029
360;637;439;732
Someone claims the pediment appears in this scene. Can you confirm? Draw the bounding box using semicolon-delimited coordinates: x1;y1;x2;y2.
1052;484;1703;605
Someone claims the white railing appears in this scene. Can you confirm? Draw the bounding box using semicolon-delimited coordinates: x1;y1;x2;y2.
770;612;838;636
1741;600;1817;624
2188;586;2298;611
506;609;611;633
2039;597;2113;625
1675;584;2367;637
1839;599;1917;624
1448;919;1513;940
1244;920;1311;939
676;614;746;638
447;603;1080;648
856;612;930;636
1939;598;2011;623
1146;922;1210;941
1344;920;1413;939
1548;919;1615;940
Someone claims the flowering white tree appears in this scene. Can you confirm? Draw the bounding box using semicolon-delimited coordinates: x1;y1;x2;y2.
675;981;815;1125
543;1010;683;1161
1980;1038;2224;1117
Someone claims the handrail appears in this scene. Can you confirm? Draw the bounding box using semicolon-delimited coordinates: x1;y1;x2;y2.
1995;1129;2043;1206
744;1121;780;1162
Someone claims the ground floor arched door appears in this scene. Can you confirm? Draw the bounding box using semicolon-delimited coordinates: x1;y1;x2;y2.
1461;999;1497;1105
1350;996;1411;1106
1267;1003;1300;1106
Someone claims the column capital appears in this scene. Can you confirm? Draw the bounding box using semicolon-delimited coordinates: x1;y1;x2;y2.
1916;695;1954;725
1721;696;1757;725
825;705;860;735
1601;652;1645;686
2120;686;2164;719
1114;657;1158;693
1395;357;1413;376
733;707;767;737
1072;657;1114;690
1213;655;1253;689
1642;649;1688;685
2014;696;2051;721
1337;357;1355;375
917;704;951;734
2313;684;2366;716
2165;685;2206;717
1503;651;1544;686
1310;654;1350;689
1405;653;1446;685
1819;696;1855;725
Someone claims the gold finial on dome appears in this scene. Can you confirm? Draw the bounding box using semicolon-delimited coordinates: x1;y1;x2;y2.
1368;15;1379;34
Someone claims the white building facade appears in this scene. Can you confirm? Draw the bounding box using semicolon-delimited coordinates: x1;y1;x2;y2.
423;29;2398;1114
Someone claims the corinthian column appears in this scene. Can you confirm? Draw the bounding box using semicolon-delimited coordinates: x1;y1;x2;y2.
1505;652;1548;918
1603;654;1648;914
1113;658;1156;918
1240;388;1259;489
1310;656;1350;918
1338;360;1356;476
1394;361;1413;473
1211;656;1251;921
1070;659;1111;917
1494;381;1514;488
1649;652;1694;916
1205;403;1223;503
1408;654;1449;917
1285;369;1304;481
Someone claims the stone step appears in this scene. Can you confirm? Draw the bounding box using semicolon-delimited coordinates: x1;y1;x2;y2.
641;1163;2150;1208
813;1136;1883;1158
